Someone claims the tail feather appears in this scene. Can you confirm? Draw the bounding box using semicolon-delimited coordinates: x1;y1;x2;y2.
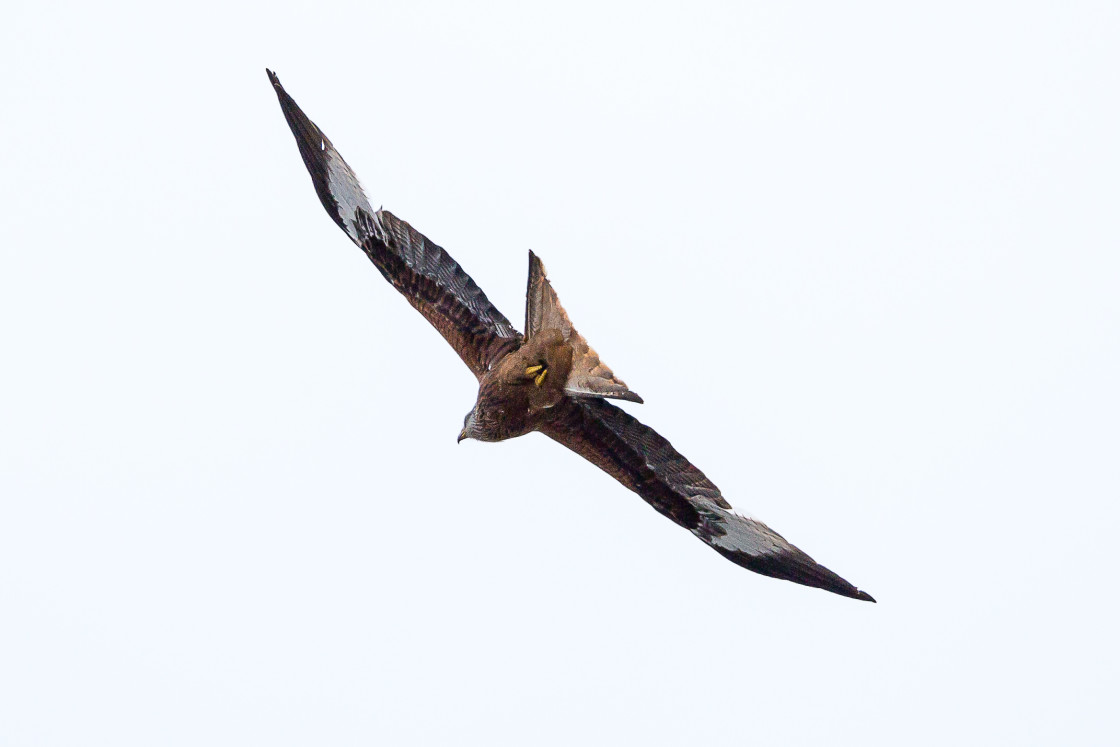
525;251;642;404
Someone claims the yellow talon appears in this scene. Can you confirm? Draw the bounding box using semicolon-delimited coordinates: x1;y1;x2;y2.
534;369;548;387
525;364;544;376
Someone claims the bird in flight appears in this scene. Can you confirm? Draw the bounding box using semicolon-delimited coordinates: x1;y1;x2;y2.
267;70;874;602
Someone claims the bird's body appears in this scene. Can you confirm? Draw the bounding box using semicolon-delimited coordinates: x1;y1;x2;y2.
462;250;638;442
463;328;571;442
268;69;875;602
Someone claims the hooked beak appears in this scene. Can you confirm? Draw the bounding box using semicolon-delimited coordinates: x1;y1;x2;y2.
459;408;477;444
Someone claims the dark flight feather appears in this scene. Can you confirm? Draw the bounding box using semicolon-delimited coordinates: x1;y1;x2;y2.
541;398;874;601
267;70;521;377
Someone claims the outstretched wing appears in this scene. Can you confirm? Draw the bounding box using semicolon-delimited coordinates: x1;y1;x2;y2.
267;70;521;378
541;398;875;601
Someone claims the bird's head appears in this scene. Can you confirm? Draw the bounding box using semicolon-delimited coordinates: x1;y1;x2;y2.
458;398;500;443
458;406;479;443
458;387;514;443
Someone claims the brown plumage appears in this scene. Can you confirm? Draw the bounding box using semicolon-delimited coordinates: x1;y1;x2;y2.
268;70;875;602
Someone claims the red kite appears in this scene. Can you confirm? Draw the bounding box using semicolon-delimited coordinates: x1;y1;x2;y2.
268;70;874;602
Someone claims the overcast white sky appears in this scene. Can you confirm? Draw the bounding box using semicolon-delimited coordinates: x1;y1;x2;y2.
2;2;1118;745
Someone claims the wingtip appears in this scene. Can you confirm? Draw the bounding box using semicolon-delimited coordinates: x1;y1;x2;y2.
830;580;876;603
711;544;876;603
266;68;280;87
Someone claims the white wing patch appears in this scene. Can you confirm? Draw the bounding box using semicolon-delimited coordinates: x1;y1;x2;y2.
323;144;375;245
691;496;791;557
